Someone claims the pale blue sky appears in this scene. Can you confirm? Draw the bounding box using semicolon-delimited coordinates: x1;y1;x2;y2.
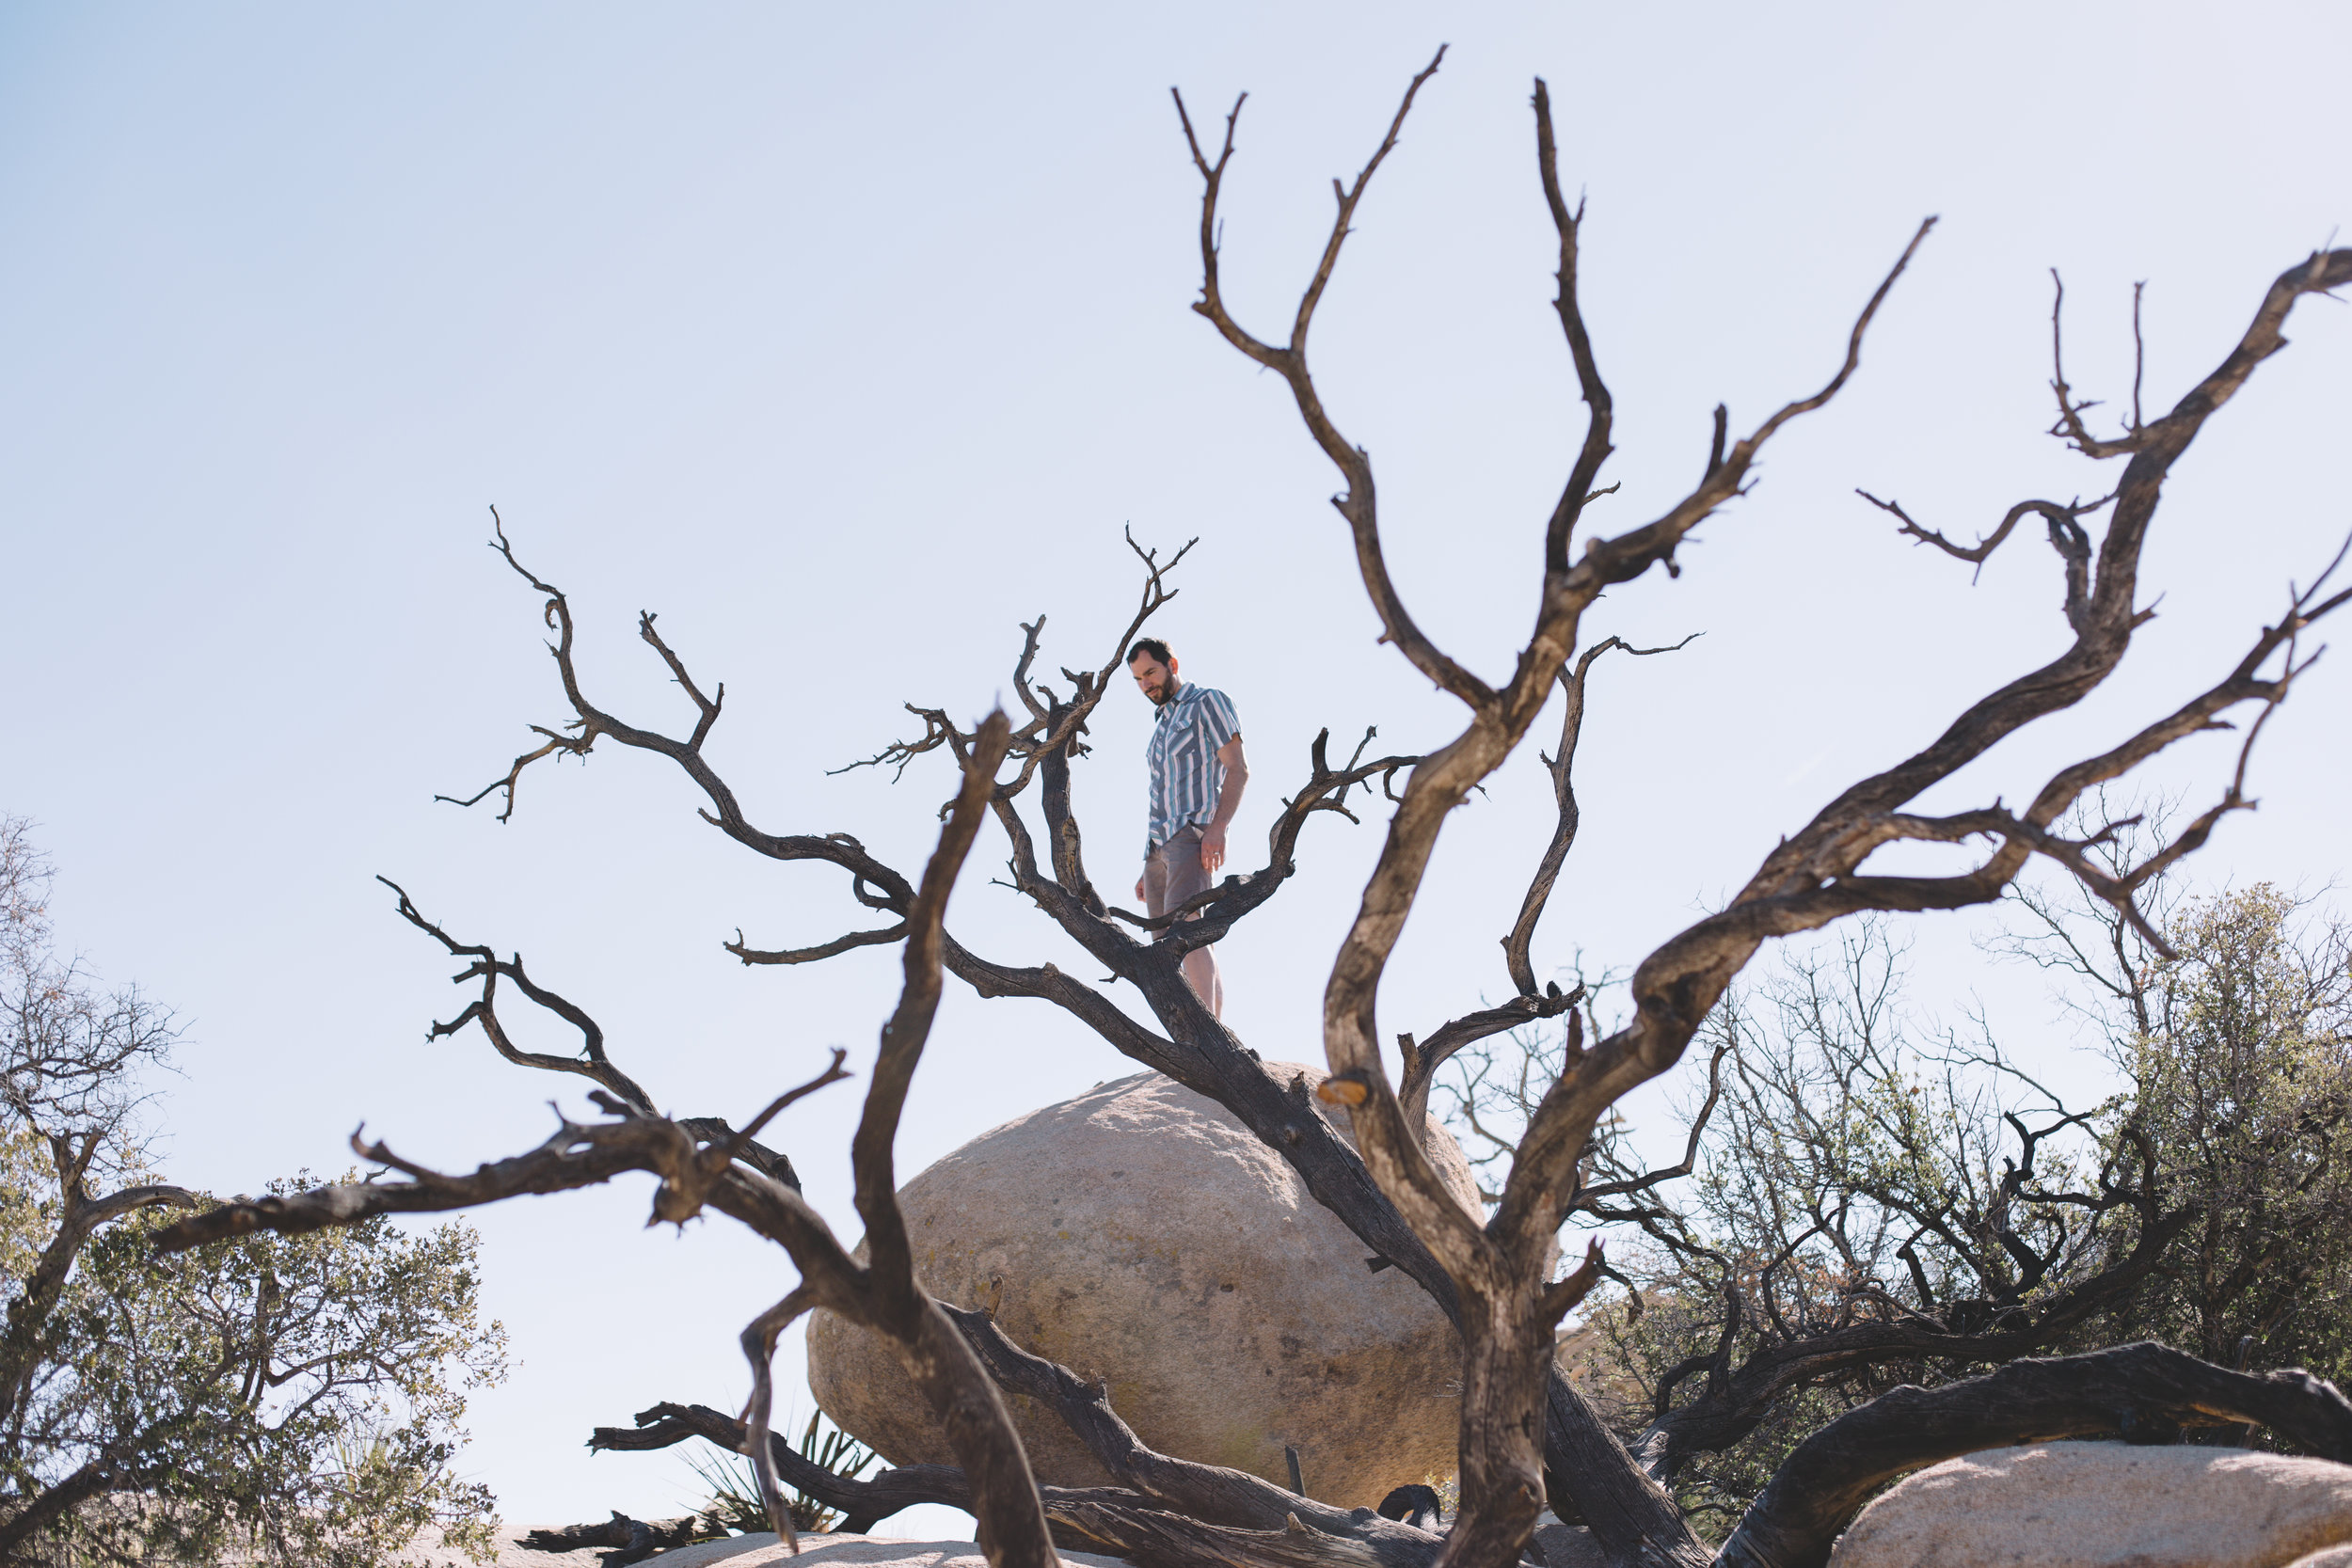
4;0;2348;1532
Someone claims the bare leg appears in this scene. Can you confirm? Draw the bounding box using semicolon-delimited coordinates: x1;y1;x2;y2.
1181;944;1222;1020
1148;830;1223;1019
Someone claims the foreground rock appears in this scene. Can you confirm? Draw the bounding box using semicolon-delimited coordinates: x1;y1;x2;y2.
1534;1515;1607;1568
396;1529;1124;1567
808;1067;1480;1508
588;1532;1123;1568
1829;1441;2352;1567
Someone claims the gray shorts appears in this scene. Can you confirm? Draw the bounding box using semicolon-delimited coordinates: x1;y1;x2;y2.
1144;824;1212;942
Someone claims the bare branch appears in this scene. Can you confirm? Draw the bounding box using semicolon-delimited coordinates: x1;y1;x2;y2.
377;876;658;1115
431;727;583;823
161;719;1057;1568
739;1287;815;1547
151;1112;671;1251
1540;1236;1609;1324
1854;490;2115;583
2132;279;2148;432
442;513;921;920
855;711;1014;1307
725;924;908;967
1533;77;1615;575
1502;634;1699;997
1098;728;1417;937
1621;545;2347;968
2048;271;2148;459
1570;219;1935;598
1691;248;2352;975
1575;1038;1731;1210
707;1050;852;1178
1399;991;1584;1137
1175;49;1494;710
638;610;723;751
835;528;1196;806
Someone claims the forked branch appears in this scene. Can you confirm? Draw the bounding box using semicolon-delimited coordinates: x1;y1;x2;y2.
1098;727;1418;938
378;874;806;1189
1854;491;2115;583
830;528;1195;805
2047;271;2152;460
1502;634;1699;997
1174;48;1493;711
379;876;653;1112
1494;255;2352;1406
438;512;920;924
1533;76;1614;576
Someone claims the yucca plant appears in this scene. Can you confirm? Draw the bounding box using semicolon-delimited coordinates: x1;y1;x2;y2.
688;1410;881;1537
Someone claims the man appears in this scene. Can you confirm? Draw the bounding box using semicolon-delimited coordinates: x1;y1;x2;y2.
1127;637;1248;1019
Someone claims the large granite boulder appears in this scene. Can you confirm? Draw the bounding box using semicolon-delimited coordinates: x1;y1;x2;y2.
807;1067;1480;1509
1828;1441;2352;1567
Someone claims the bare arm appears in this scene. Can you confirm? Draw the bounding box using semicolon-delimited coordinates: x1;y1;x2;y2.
1199;736;1248;875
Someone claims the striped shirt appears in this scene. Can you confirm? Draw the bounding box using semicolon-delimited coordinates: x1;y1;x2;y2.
1145;683;1241;849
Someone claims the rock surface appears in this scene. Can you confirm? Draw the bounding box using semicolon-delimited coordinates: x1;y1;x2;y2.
1828;1441;2352;1568
227;1524;596;1567
610;1532;1124;1568
1534;1516;1607;1568
808;1067;1480;1508
395;1530;1125;1568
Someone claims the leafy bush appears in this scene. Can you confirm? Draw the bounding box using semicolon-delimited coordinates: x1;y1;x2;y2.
0;817;507;1564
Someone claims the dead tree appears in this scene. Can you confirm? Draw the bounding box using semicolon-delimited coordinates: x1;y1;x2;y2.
1155;50;2352;1568
156;47;2352;1568
155;739;1470;1568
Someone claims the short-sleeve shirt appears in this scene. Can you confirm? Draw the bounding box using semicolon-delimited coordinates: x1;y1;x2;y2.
1145;683;1240;849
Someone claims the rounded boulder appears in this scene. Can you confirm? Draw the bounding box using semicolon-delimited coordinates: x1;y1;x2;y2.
806;1066;1479;1508
1829;1441;2352;1568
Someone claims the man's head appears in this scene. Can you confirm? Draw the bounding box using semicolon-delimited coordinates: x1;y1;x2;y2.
1127;638;1179;706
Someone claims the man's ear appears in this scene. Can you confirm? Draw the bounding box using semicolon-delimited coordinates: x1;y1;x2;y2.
1167;657;1180;680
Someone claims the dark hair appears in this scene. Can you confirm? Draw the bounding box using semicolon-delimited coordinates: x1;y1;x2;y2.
1126;637;1174;667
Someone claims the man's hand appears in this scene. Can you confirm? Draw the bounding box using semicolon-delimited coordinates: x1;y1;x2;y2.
1200;823;1227;876
1136;874;1147;903
1201;736;1247;879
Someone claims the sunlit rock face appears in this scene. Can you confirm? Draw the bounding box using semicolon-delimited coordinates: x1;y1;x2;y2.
1828;1442;2352;1568
806;1066;1480;1509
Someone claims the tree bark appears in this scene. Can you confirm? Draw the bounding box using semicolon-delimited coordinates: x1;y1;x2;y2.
1445;1284;1553;1568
